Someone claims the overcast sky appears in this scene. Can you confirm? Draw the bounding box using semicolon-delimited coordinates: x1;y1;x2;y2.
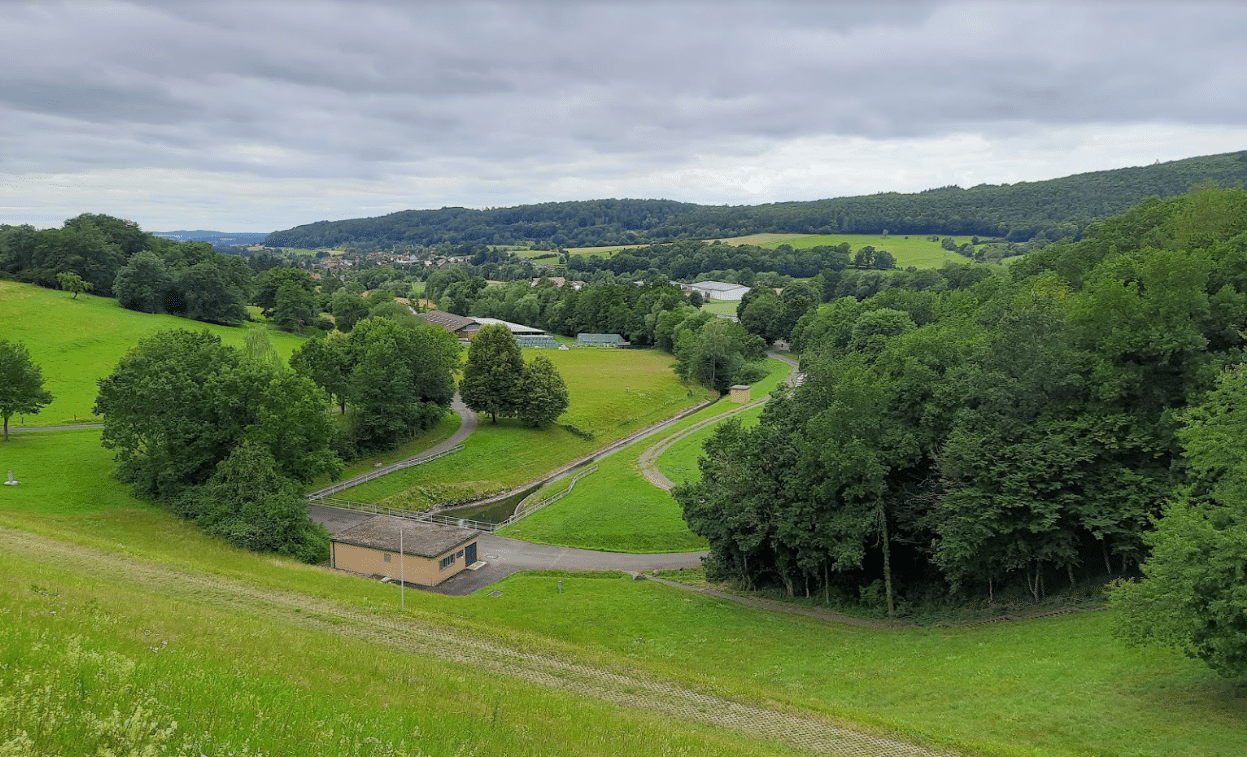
2;0;1245;233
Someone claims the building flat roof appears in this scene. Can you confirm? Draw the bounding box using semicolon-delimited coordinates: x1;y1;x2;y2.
331;515;478;558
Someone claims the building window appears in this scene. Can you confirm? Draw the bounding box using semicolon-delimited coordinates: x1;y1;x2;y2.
384;553;391;563
439;553;457;571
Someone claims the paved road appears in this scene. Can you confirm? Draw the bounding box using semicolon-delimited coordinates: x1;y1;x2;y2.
305;394;478;500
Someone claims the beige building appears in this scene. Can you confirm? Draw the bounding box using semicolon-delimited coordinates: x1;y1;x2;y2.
330;516;480;587
729;384;751;404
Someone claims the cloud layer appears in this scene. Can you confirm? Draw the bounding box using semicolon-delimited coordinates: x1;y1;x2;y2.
3;1;1246;231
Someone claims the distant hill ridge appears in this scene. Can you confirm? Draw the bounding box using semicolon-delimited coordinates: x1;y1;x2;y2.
154;230;271;245
264;150;1247;249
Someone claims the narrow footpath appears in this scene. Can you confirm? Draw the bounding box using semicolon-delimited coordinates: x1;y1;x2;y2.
305;394;478;500
638;350;800;490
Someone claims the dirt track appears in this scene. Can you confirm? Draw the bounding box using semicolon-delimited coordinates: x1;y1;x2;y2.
638;350;801;490
0;525;960;757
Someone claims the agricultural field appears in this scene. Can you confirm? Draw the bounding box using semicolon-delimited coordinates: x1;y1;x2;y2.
720;232;983;268
0;281;306;426
543;233;986;269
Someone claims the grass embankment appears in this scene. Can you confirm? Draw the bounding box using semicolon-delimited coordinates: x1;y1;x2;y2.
0;280;306;426
654;403;765;486
499;357;789;552
3;429;1245;755
336;348;714;509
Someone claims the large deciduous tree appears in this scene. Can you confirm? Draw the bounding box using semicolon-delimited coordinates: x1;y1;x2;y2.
0;339;54;440
94;329;340;499
517;354;569;427
460;323;525;423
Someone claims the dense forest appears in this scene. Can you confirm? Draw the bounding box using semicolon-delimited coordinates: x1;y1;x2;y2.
673;187;1247;677
264;151;1247;249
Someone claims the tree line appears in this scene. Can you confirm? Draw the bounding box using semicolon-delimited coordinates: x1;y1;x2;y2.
673;187;1247;678
263;151;1247;249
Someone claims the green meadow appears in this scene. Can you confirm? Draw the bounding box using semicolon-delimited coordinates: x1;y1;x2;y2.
1;281;306;426
742;232;980;268
1;432;1243;757
547;233;983;269
1;296;1245;756
333;348;715;508
500;357;788;552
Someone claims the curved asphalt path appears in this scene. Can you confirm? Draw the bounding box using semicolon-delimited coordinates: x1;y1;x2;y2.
305;394;478;500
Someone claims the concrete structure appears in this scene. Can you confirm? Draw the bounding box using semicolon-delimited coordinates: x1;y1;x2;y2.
729;384;751;404
330;516;480;587
686;280;750;301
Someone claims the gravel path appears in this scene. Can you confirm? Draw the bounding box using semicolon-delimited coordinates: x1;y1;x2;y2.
638;350;801;491
7;422;104;433
0;525;961;757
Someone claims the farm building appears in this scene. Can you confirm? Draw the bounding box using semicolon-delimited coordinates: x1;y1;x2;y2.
420;311;548;342
685;281;750;301
576;333;629;347
330;515;480;587
420;309;477;338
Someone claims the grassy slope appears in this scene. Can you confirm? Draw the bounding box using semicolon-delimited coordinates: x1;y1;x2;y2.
1;281;306;426
655;403;765;486
500;358;787;552
336;348;714;508
1;432;1243;754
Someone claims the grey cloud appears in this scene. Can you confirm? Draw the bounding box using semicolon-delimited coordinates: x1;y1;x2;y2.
2;0;1246;228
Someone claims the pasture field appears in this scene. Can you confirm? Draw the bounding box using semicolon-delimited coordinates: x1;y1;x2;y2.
726;232;982;269
0;281;306;426
547;233;987;269
1;447;1244;757
336;348;715;508
501;357;789;551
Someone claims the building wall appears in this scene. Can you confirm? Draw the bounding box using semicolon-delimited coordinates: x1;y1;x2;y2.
332;539;476;586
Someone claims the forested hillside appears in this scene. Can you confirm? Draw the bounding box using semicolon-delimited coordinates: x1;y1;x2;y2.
673;187;1247;677
265;151;1247;248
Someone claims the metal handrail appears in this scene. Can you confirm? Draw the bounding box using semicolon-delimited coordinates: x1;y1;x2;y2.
306;443;465;500
311;463;601;534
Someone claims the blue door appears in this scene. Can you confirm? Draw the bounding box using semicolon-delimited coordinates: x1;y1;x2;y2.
465;541;477;564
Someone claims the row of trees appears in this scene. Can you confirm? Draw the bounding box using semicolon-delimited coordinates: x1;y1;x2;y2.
674;187;1247;677
0;213;260;326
